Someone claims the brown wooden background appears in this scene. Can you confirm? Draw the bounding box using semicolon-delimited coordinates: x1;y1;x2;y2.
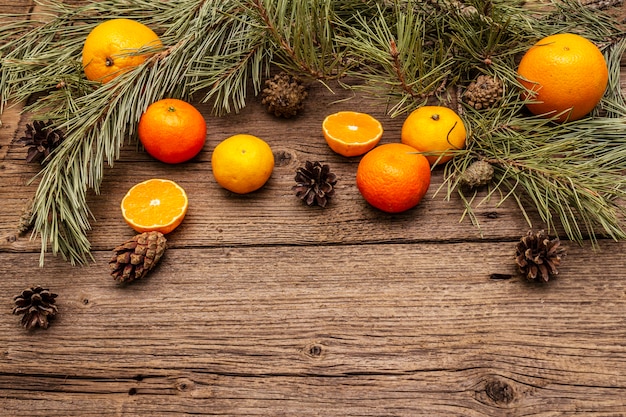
1;1;626;415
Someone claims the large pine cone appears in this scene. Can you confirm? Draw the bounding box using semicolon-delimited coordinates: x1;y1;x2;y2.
110;231;167;283
13;286;58;330
515;230;566;282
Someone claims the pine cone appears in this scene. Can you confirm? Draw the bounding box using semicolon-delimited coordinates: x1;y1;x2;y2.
293;161;337;208
110;231;167;283
16;197;34;236
18;120;65;163
515;230;566;282
261;72;308;118
13;286;58;330
462;75;504;110
458;160;494;188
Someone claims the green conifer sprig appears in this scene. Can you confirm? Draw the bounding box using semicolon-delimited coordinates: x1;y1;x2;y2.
1;0;625;264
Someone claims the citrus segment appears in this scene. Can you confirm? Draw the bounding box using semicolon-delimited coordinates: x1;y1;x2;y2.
401;105;466;166
82;18;162;83
322;111;383;157
121;179;188;234
138;98;207;164
211;134;275;194
517;33;608;123
356;143;431;213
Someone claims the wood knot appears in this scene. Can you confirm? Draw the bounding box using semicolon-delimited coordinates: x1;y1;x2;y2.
483;211;499;219
303;342;324;359
484;378;515;404
273;149;293;167
175;378;195;392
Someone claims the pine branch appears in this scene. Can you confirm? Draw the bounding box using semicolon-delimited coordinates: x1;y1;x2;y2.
337;2;454;116
2;0;273;264
247;0;349;80
1;0;626;265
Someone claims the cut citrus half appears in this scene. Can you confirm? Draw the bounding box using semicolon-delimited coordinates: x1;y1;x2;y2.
322;111;383;157
121;179;188;234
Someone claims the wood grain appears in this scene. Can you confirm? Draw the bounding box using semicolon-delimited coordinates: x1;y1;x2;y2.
1;242;625;416
1;1;626;415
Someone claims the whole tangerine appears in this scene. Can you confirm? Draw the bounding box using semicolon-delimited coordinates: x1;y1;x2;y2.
211;134;275;194
517;33;608;123
138;98;207;164
356;143;431;213
401;105;467;166
82;18;162;83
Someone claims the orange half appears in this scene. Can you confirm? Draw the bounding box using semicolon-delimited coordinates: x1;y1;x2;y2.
322;111;383;157
121;179;188;234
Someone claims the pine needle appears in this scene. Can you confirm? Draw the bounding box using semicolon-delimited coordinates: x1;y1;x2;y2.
1;0;625;264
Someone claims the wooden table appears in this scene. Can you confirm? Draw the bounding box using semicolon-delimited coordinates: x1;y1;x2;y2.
1;2;626;415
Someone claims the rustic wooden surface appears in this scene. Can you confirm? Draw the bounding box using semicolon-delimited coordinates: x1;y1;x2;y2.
2;1;626;416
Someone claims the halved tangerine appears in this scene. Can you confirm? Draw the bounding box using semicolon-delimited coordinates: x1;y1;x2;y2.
322;111;383;157
121;179;188;234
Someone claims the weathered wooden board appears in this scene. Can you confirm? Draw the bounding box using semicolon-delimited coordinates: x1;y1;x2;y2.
1;0;626;416
1;242;625;415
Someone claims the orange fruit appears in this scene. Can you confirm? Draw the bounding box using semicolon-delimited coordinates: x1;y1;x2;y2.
82;18;162;83
517;33;608;123
356;143;431;213
401;105;467;166
137;98;207;164
322;111;383;157
121;179;188;234
211;134;275;194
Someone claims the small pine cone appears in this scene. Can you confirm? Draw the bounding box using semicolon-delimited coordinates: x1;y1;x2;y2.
16;198;34;236
110;231;167;283
261;72;308;118
293;161;337;208
13;286;58;330
18;120;65;163
462;75;504;110
458;160;494;188
515;230;566;282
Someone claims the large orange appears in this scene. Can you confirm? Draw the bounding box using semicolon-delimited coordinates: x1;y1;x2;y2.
138;98;207;164
322;111;383;157
211;134;275;194
401;106;466;166
517;33;608;123
82;18;162;83
356;143;431;213
121;179;188;234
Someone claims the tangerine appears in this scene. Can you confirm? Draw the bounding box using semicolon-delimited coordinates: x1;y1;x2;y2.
82;18;162;83
322;111;383;157
517;33;608;123
401;106;467;166
121;179;188;234
211;134;275;194
138;98;207;164
356;143;431;213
